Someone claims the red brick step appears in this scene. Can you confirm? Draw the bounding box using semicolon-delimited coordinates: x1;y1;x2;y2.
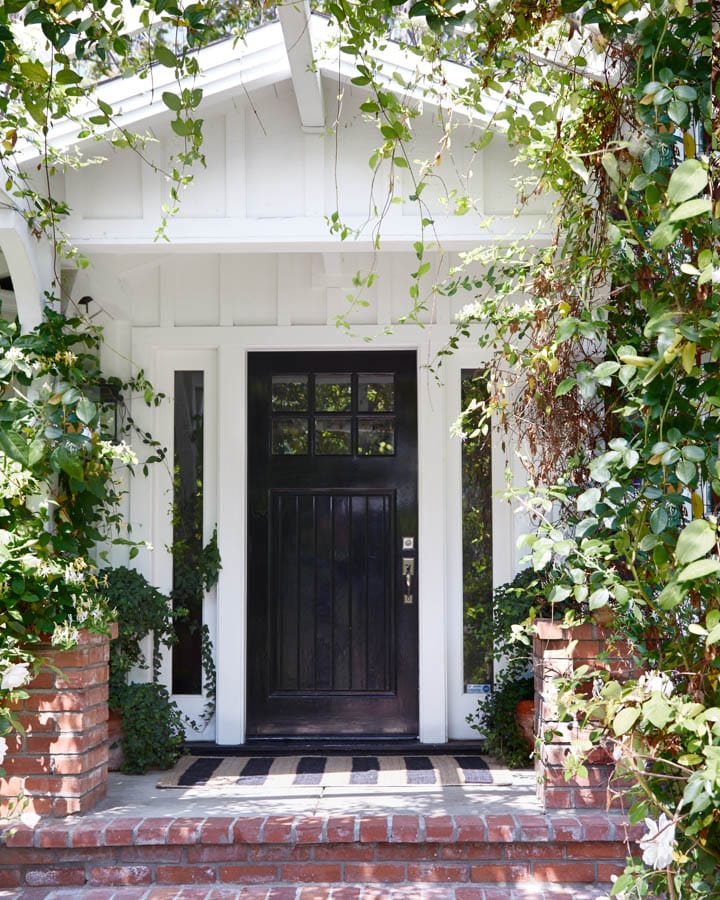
1;812;639;895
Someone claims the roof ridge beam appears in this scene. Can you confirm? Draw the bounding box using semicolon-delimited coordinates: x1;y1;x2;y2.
279;1;325;133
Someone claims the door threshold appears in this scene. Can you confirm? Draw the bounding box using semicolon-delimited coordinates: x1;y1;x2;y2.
184;739;486;757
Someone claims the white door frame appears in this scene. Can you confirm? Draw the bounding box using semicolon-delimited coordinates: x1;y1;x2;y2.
132;325;507;744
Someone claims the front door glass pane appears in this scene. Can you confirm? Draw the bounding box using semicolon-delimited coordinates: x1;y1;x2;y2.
316;375;352;412
272;418;309;455
358;374;395;412
357;418;395;455
272;376;308;412
315;417;352;455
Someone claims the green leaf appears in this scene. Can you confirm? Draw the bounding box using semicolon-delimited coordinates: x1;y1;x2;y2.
593;361;620;379
0;429;29;466
61;387;81;405
623;448;639;469
642;147;660;174
652;87;672;105
681;445;705;462
676;459;697;485
649;221;679;251
677;559;720;583
613;706;641;736
642;81;664;94
643;694;672;728
568;156;589;184
601;153;619;184
56;68;82;85
588;588;609;610
667;99;689;125
473;131;494;152
75;397;97;425
667;159;708;204
706;623;720;646
577;487;600;511
555;377;576;397
674;85;697;101
668;198;711;222
171;118;193;137
657;580;685;610
162;91;182;112
676;519;716;565
639;534;661;551
19;61;49;83
54;445;84;481
650;507;668;534
155;45;177;68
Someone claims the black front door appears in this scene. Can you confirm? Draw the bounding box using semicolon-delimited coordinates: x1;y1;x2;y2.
247;351;418;737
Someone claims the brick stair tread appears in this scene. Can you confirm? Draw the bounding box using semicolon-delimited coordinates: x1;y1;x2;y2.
7;885;613;899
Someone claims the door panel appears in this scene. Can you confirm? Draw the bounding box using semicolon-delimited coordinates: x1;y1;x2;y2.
247;351;418;737
271;491;393;694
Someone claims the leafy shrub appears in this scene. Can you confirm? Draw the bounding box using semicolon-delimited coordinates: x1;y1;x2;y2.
469;675;535;769
113;683;184;774
98;567;185;773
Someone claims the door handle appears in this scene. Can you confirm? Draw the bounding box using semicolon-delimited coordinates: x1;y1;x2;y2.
402;557;415;605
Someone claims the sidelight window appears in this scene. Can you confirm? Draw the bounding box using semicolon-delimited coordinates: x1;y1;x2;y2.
172;370;205;695
461;369;494;691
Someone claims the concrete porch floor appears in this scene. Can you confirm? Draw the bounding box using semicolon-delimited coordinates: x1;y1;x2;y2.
91;768;541;820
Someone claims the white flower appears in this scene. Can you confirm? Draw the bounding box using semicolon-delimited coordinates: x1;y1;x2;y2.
0;736;7;766
1;663;30;691
639;813;676;870
5;347;25;364
639;670;674;698
19;811;41;829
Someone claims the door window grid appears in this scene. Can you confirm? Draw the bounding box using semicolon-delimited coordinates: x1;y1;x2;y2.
271;373;396;457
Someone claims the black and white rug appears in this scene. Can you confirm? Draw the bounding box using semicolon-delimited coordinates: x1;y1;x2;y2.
158;754;503;789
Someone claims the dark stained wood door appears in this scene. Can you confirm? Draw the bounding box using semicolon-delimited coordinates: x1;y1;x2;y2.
247;351;418;736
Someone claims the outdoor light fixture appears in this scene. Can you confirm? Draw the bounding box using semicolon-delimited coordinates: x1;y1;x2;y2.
93;379;124;442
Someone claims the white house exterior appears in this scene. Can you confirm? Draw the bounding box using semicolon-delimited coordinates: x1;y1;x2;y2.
1;6;550;746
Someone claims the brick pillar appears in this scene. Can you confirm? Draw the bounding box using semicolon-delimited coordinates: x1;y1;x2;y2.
533;620;635;811
1;625;116;818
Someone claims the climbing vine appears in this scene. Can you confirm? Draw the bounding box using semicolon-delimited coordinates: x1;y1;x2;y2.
0;311;164;797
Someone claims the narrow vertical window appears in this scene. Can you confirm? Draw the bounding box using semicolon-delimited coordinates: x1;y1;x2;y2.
172;371;204;694
461;370;493;691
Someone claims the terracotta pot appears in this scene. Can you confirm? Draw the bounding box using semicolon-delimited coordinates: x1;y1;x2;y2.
516;699;535;751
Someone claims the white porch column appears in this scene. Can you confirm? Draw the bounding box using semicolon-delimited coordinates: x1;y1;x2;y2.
0;208;50;331
417;354;448;743
215;345;247;744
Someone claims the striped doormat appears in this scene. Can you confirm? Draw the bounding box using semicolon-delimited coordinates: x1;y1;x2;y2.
157;755;497;789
